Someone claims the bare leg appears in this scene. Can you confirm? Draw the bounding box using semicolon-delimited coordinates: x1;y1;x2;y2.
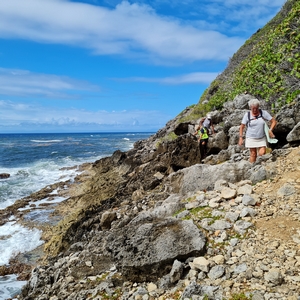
249;148;257;163
258;146;266;156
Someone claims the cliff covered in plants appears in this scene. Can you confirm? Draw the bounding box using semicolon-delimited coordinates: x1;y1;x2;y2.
186;0;299;120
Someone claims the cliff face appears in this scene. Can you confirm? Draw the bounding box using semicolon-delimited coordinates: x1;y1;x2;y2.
9;1;300;299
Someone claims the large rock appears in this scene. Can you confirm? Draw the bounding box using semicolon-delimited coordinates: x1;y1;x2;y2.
105;217;206;282
223;94;255;110
286;122;300;143
0;173;10;179
228;126;240;145
168;160;251;195
208;131;229;152
223;109;247;132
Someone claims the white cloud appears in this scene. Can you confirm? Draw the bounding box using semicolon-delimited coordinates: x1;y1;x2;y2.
0;99;169;130
116;72;219;84
147;0;285;35
0;68;98;98
0;0;244;64
195;0;285;32
0;67;217;100
160;72;219;84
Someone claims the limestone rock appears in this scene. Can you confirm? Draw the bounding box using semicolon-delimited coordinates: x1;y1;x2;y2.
221;187;237;199
105;218;206;282
287;122;300;142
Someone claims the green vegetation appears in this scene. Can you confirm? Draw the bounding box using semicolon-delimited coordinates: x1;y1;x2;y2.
227;293;253;300
181;206;222;225
186;196;197;202
156;132;178;147
192;206;220;220
96;272;109;281
172;207;186;217
97;289;122;300
186;0;300;120
178;101;210;123
210;1;300;108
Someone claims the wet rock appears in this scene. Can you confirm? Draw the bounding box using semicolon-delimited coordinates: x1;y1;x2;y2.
0;173;10;179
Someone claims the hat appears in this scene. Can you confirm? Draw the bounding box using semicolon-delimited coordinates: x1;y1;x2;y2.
206;113;212;119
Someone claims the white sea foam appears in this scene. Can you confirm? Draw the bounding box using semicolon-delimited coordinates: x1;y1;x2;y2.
30;139;63;143
49;189;58;195
18;196;67;211
123;138;130;141
23;209;56;223
0;274;27;300
0;160;80;210
0;222;43;266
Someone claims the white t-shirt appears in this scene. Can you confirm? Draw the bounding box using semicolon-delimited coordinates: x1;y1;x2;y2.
241;110;272;139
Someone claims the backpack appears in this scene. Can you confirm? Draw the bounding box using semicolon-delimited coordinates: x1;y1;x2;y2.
247;109;264;127
202;117;211;129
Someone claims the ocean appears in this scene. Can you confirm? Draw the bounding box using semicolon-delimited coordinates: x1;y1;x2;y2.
0;132;153;300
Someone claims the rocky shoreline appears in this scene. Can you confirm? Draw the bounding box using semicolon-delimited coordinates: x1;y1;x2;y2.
5;144;299;300
1;93;300;299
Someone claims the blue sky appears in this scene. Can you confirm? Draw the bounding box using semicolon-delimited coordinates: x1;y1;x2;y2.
0;0;285;133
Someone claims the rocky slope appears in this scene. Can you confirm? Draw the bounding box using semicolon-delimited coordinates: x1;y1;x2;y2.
16;144;300;300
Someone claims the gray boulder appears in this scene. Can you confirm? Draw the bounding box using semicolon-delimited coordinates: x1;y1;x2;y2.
169;259;184;283
228;126;240;146
105;217;206;282
287;122;300;143
168;160;251;195
223;109;247;129
209;131;229;152
275;107;297;133
231;94;256;109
